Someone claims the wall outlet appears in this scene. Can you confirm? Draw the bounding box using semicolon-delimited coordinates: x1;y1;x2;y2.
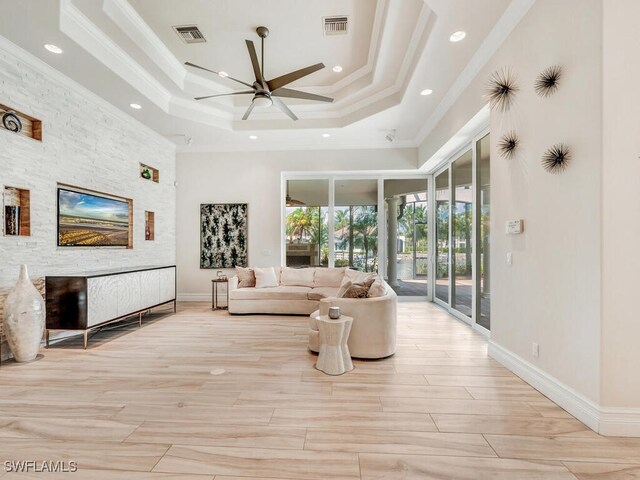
262;249;271;257
506;252;513;265
532;342;539;358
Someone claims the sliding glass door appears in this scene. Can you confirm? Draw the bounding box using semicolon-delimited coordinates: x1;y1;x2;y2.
430;130;491;332
434;169;450;305
451;150;473;318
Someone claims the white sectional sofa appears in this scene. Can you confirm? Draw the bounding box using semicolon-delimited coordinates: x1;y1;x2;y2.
228;267;345;315
228;266;397;359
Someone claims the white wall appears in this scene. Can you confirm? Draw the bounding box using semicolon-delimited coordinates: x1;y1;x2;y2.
421;0;604;411
176;148;417;299
0;40;176;329
601;0;640;412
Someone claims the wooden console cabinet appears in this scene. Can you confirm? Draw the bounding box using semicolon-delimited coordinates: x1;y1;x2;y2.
45;265;176;348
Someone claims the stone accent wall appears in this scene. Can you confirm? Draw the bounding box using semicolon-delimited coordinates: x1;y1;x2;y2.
0;41;176;354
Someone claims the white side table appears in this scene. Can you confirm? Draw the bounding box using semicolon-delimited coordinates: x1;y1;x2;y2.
315;315;354;375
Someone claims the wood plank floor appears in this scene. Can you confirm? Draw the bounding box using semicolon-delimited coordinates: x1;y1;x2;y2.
0;301;638;479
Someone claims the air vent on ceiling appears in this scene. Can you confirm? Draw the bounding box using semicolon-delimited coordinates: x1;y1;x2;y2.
323;16;348;36
173;25;206;44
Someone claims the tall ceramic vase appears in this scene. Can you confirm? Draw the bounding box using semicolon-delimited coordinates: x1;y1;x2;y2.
3;265;45;362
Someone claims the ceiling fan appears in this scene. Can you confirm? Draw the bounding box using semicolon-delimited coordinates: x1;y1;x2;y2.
186;26;334;121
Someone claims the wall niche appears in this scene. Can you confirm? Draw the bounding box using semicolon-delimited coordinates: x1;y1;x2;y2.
3;186;30;236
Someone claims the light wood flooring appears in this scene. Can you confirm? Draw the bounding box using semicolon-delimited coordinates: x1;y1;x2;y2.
0;301;638;479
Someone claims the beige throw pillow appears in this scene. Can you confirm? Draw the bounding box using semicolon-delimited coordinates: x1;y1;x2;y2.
336;279;352;298
254;267;279;288
236;267;256;288
345;269;376;285
368;276;387;297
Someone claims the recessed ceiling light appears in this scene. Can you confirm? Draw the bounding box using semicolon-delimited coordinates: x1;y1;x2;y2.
129;103;142;110
322;133;331;138
44;44;63;54
420;89;433;96
332;65;343;73
218;71;229;77
249;135;258;140
449;31;466;42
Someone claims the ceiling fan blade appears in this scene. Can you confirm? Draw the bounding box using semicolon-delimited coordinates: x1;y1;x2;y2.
185;62;254;88
195;90;255;101
245;40;264;85
242;102;256;121
272;87;333;103
267;63;325;91
272;96;298;121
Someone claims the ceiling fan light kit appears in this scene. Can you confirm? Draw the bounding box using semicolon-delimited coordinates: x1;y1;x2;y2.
186;26;333;121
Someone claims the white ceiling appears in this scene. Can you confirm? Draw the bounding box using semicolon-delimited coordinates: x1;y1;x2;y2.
0;0;533;153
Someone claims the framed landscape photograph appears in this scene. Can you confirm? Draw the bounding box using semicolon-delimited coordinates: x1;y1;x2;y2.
200;203;248;268
57;187;131;247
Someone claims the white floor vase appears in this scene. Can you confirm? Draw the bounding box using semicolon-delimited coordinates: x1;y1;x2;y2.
3;265;45;362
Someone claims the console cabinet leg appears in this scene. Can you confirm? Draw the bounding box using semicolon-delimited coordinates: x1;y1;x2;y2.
83;331;88;350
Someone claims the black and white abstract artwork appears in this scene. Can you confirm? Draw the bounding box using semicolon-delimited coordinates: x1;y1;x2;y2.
200;203;248;268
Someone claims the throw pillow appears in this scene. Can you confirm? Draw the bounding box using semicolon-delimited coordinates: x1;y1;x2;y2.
254;267;279;288
281;267;315;287
236;267;255;288
313;267;345;287
340;277;375;299
345;268;376;285
336;279;352;298
368;276;387;297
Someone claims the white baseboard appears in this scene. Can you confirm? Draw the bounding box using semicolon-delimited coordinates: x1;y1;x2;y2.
489;341;640;437
177;293;211;302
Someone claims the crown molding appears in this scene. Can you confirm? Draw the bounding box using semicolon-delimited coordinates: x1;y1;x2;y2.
103;0;187;90
177;138;417;154
59;0;430;130
413;0;535;146
59;0;171;110
0;34;175;150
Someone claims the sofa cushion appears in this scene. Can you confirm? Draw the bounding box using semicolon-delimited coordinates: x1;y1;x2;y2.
313;268;345;288
236;267;256;288
254;267;279;288
230;286;312;301
336;279;352;298
368;276;387;298
307;287;340;301
281;267;315;287
345;269;377;285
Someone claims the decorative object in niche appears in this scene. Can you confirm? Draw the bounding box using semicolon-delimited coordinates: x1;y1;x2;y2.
3;186;30;236
535;65;563;97
498;131;520;159
486;67;519;112
200;203;248;269
4;205;20;235
3;264;45;362
542;143;571;174
0;104;42;141
139;163;159;183
2;111;22;133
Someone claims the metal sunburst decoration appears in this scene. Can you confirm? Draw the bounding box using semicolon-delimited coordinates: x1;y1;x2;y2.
542;143;571;174
535;65;563;97
486;67;519;112
498;131;520;159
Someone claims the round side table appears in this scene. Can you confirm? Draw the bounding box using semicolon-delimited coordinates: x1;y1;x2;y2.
315;315;354;375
